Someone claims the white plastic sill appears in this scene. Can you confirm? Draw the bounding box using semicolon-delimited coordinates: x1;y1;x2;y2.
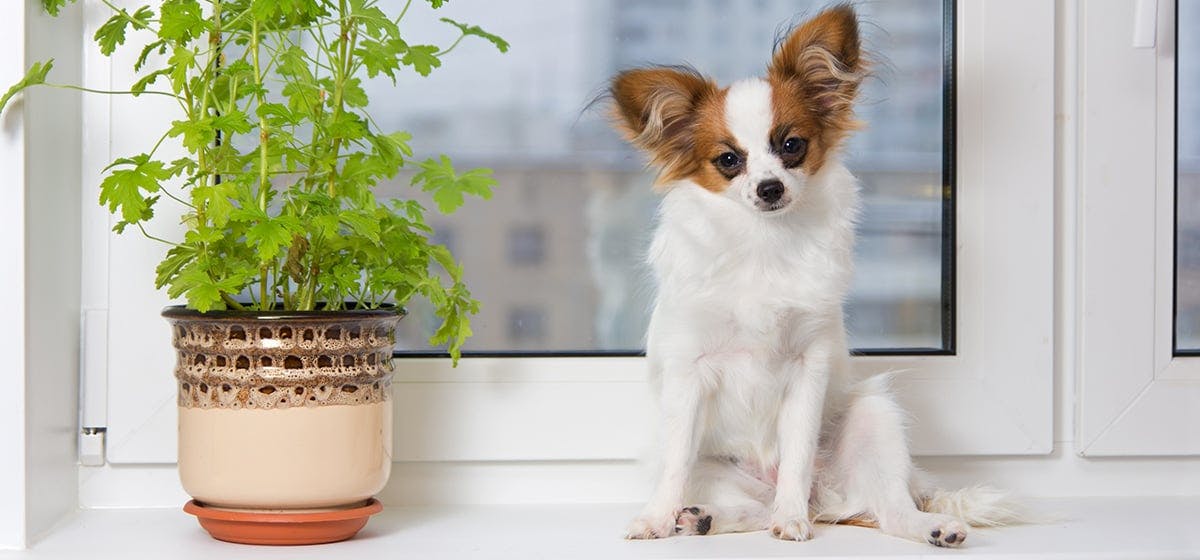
4;497;1198;559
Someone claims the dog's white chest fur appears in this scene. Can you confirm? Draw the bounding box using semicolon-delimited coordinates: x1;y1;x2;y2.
645;164;859;462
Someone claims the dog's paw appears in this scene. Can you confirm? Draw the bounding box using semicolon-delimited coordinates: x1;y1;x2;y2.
769;515;814;541
926;517;968;548
625;511;678;540
675;506;713;536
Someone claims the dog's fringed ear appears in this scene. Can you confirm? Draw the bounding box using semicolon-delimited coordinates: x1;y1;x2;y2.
610;66;717;185
768;4;865;121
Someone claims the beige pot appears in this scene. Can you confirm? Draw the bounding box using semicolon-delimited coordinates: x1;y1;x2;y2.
164;306;401;511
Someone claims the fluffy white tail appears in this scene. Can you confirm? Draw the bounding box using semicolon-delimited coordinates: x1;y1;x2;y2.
920;486;1028;527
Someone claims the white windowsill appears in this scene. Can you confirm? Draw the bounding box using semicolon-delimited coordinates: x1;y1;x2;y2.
6;497;1198;559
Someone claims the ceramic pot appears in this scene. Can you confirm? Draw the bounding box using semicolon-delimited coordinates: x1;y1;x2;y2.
163;306;401;544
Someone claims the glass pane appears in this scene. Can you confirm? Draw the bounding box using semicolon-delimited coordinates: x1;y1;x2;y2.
373;0;951;354
1177;0;1200;352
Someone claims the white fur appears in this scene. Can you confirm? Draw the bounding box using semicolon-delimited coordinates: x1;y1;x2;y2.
624;78;1015;547
720;79;806;213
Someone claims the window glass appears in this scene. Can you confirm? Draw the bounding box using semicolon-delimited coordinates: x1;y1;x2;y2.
1177;0;1200;353
372;0;952;354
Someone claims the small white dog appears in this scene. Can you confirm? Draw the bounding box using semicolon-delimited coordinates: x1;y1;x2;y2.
610;5;1014;547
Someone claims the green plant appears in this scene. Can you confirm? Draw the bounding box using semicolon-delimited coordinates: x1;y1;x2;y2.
1;0;509;362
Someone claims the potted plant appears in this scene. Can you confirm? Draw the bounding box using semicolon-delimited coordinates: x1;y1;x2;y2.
3;0;506;545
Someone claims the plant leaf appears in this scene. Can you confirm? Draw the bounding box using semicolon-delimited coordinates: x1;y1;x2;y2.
245;216;301;262
400;45;441;77
172;262;241;312
94;14;130;55
155;244;198;289
134;39;166;72
440;18;509;53
412;155;496;214
94;6;154;56
340;209;380;242
98;154;169;225
354;38;406;81
158;0;207;43
166;46;196;94
0;59;53;115
130;68;170;96
211;110;254;135
42;0;76;16
341;78;368;108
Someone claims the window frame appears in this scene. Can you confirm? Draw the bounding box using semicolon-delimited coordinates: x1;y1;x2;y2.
383;0;1054;459
1076;0;1200;456
86;0;1054;466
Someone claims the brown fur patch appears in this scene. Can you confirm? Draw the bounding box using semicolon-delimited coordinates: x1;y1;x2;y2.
610;67;724;189
767;3;866;166
688;93;741;192
830;516;879;529
769;80;838;175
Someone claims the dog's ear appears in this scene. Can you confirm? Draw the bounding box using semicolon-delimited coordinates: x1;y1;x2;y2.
768;4;865;120
610;66;717;184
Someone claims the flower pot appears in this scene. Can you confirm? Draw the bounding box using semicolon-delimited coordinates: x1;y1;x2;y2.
163;305;402;545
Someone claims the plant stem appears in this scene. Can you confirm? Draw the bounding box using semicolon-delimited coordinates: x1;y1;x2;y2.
135;223;180;246
275;260;288;309
436;33;467;57
221;293;246;311
42;82;182;100
260;265;270;311
396;0;413;24
251;19;269;213
250;16;276;310
325;0;359;198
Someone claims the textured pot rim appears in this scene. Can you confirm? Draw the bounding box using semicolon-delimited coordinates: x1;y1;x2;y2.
162;304;405;322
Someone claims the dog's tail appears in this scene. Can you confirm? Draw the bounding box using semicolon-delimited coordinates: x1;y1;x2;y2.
918;486;1027;527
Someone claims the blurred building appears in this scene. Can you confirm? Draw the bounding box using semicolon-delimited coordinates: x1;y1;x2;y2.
1176;1;1200;349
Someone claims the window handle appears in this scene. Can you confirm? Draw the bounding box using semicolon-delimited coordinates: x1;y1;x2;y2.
1133;0;1157;48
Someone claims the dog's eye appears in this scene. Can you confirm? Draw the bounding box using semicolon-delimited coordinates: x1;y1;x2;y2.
715;152;742;169
782;137;807;155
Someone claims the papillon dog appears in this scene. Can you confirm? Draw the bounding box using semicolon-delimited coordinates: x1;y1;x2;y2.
609;4;1017;547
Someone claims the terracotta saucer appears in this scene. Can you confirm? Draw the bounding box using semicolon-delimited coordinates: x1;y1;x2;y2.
183;498;383;545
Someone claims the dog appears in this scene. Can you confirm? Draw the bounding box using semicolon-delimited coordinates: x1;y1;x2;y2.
609;4;1016;547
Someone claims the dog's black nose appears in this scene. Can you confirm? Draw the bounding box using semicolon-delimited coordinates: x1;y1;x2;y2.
757;180;785;204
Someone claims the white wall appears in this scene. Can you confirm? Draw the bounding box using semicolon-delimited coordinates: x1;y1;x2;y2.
0;0;30;550
23;0;83;544
0;0;84;550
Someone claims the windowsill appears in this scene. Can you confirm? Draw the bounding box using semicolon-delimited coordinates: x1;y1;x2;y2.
9;497;1198;559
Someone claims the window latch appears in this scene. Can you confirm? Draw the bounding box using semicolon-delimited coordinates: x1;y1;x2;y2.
1132;0;1158;48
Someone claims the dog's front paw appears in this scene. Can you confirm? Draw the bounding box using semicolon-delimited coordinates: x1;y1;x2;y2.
625;511;678;540
926;516;968;548
769;515;814;541
675;506;713;536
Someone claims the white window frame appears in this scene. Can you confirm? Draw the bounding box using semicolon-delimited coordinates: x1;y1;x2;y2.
1076;0;1200;456
84;0;1054;469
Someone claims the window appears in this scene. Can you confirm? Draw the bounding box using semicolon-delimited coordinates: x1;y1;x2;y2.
507;226;545;267
1077;0;1200;455
1177;0;1200;354
507;306;547;345
429;226;457;257
381;0;952;354
89;0;1053;464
